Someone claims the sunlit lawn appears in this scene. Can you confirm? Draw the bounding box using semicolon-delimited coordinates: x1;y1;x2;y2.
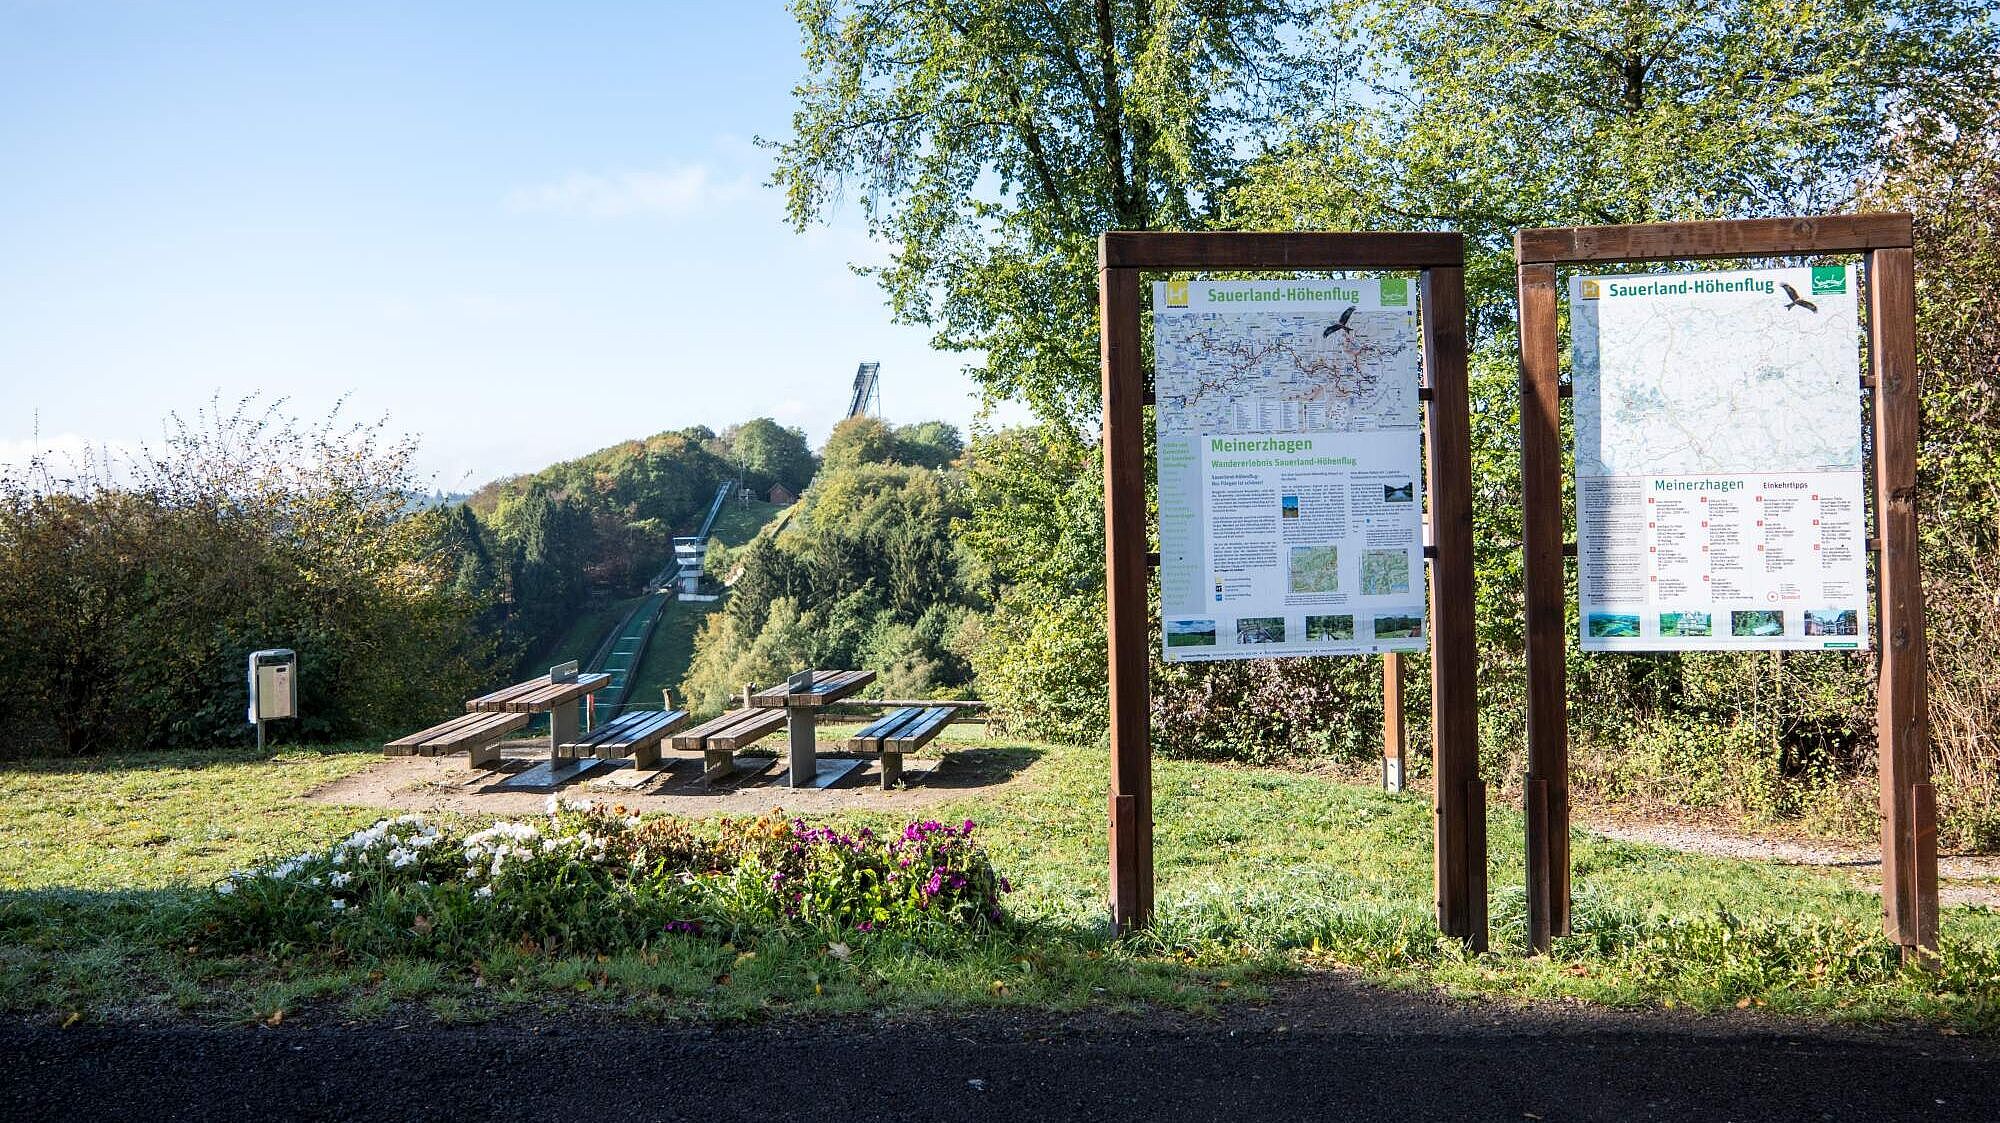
2;737;1996;1029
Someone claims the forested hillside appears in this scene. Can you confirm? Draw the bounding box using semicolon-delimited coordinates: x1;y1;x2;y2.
680;417;981;713
458;419;816;672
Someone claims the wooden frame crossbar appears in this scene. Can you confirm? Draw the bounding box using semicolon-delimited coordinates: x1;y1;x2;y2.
1513;213;1936;958
1098;230;1487;947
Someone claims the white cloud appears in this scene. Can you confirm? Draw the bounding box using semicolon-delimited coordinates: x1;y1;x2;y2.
505;164;755;219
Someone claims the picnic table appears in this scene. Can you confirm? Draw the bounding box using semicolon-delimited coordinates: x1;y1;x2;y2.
749;668;876;788
465;661;612;788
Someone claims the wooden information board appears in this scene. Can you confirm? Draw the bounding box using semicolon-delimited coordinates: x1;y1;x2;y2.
1098;231;1487;948
1512;214;1937;958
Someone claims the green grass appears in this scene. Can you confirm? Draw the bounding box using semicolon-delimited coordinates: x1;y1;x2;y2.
529;594;649;677
706;498;782;547
627;599;716;710
2;739;1997;1029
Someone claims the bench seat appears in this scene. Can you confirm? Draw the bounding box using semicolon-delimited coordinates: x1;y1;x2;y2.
559;709;689;770
385;710;530;766
668;707;787;784
844;706;955;788
670;708;786;752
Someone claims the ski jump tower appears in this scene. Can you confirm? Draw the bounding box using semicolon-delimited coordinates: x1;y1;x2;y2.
845;362;881;419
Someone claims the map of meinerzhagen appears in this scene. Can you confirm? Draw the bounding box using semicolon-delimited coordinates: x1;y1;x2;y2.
1155;309;1419;436
1573;266;1862;477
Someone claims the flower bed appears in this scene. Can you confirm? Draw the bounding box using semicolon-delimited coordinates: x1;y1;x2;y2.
201;801;1011;958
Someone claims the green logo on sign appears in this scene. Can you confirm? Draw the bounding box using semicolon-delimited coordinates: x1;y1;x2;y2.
1380;277;1410;306
1810;266;1846;295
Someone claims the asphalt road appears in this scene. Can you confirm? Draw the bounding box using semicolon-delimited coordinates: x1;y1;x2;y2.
4;978;1992;1122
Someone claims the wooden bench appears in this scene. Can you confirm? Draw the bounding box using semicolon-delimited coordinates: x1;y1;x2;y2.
385;710;531;767
669;707;787;784
558;709;688;770
844;706;954;789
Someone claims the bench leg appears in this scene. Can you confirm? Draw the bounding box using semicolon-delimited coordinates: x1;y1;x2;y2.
880;752;903;790
630;742;661;771
549;700;580;762
469;740;504;769
787;706;816;788
702;749;735;786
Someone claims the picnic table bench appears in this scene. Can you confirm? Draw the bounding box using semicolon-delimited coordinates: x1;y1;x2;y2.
385;710;530;767
844;705;956;789
559;708;689;771
750;669;876;788
384;661;613;789
669;707;789;784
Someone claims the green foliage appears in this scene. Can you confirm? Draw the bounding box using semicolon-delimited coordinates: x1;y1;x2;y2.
1866;94;2000;848
0;399;495;754
682;441;982;713
817;415;961;472
774;0;1339;425
723;418;817;495
817;416;900;472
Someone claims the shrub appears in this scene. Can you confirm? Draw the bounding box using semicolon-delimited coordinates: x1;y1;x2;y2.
0;398;495;754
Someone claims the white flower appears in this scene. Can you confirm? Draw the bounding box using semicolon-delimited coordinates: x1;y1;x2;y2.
474;886;493;899
387;847;416;869
330;899;347;911
216;880;236;896
328;871;352;888
544;794;560;815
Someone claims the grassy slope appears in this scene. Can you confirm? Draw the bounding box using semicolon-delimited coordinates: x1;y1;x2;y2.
625;500;783;707
519;594;648;679
1;740;1996;1028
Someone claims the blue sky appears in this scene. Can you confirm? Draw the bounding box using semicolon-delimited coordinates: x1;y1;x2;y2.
0;2;1013;489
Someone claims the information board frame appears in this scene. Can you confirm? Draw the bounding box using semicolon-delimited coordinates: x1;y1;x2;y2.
1513;214;1936;958
1099;231;1486;947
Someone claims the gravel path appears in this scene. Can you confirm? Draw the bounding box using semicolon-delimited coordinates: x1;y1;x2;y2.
1584;819;2000;908
4;976;1992;1122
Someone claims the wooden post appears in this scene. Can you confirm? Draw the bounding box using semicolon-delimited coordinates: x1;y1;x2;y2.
1097;231;1482;945
1382;653;1407;792
1100;257;1154;932
1516;260;1571;950
1513;214;1933;958
1866;245;1938;958
1422;264;1485;949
